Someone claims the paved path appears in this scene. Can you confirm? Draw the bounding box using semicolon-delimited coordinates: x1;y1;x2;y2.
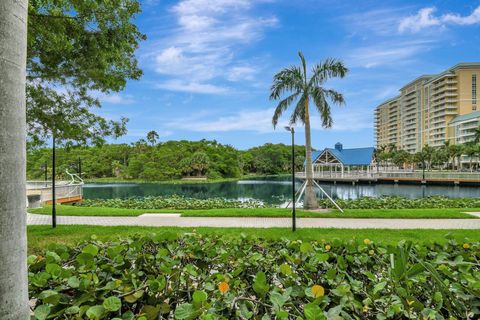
27;213;480;229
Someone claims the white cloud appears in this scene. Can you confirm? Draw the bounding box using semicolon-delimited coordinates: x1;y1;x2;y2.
167;108;278;133
99;94;135;105
150;0;277;93
399;6;480;33
155;80;229;94
347;40;433;68
342;7;415;36
226;66;257;81
166;107;371;133
443;6;480;25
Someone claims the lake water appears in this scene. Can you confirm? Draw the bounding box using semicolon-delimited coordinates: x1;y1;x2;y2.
83;176;480;205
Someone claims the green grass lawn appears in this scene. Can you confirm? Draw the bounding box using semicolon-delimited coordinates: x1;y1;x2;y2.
28;205;479;219
180;208;478;219
27;225;480;253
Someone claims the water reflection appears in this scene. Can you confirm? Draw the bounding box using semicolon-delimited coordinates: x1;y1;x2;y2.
83;176;480;205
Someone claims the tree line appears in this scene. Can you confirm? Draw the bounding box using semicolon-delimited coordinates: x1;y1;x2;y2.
375;138;480;172
27;137;307;181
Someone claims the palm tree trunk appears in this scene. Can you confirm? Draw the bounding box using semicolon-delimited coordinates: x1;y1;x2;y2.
0;0;30;318
303;97;318;209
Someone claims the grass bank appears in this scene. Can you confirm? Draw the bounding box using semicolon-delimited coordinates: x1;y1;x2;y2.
27;225;480;253
28;205;479;219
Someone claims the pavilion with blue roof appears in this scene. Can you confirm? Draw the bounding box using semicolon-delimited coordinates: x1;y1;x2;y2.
308;142;375;177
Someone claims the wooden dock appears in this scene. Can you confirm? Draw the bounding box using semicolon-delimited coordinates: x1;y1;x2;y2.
26;181;83;207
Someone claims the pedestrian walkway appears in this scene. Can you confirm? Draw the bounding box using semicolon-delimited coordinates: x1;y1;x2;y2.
27;213;480;229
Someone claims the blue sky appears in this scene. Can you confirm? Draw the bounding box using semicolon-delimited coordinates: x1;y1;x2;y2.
97;0;480;150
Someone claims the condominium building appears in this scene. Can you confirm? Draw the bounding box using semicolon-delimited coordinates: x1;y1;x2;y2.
374;63;480;152
374;96;400;148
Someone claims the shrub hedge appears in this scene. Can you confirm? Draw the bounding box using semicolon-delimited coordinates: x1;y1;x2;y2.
319;196;480;209
78;195;267;210
29;234;479;319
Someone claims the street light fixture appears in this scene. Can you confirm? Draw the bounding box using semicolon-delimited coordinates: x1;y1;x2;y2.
285;126;296;232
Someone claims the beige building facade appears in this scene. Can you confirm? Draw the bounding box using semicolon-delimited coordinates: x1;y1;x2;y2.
374;63;480;152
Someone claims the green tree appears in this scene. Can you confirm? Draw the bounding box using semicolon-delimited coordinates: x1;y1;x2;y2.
431;147;448;170
146;130;160;146
392;150;411;169
0;1;29;318
270;52;348;209
464;143;479;172
27;0;145;146
422;145;434;171
190;152;210;176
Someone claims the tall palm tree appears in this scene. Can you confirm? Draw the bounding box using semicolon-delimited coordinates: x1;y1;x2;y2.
270;52;348;209
0;0;30;318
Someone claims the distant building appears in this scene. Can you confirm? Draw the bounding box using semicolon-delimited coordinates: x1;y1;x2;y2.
374;63;480;152
309;142;375;176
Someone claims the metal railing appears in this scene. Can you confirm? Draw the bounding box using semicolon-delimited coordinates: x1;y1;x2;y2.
27;180;83;203
297;170;480;181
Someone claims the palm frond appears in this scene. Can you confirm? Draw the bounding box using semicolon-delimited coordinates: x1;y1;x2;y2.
269;66;304;100
323;89;345;106
312;87;332;128
289;93;307;125
272;92;300;128
309;58;348;87
298;51;307;85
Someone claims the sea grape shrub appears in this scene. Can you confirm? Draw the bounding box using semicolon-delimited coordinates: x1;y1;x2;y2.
78;195;267;210
319;196;480;209
28;234;479;319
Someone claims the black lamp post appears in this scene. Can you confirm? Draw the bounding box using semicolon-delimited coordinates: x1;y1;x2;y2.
52;134;56;228
285;126;296;232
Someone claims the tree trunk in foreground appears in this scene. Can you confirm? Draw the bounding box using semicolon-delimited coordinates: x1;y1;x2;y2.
0;0;29;319
303;98;318;209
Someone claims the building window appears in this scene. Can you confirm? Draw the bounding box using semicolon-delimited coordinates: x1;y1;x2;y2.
473;74;477;107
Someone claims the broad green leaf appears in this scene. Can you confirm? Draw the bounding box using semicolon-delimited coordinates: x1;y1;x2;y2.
140;305;161;320
76;252;94;266
253;272;269;297
103;296;122;312
34;304;50;320
86;305;105;320
373;281;387;294
315;253;330;262
174;303;200;320
68;276;80;288
38;290;60;305
279;263;292;276
270;291;289;311
82;244;99;256
45;263;62;278
304;303;325;320
192;290;207;306
124;290;144;303
300;242;313;253
65;306;80;315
